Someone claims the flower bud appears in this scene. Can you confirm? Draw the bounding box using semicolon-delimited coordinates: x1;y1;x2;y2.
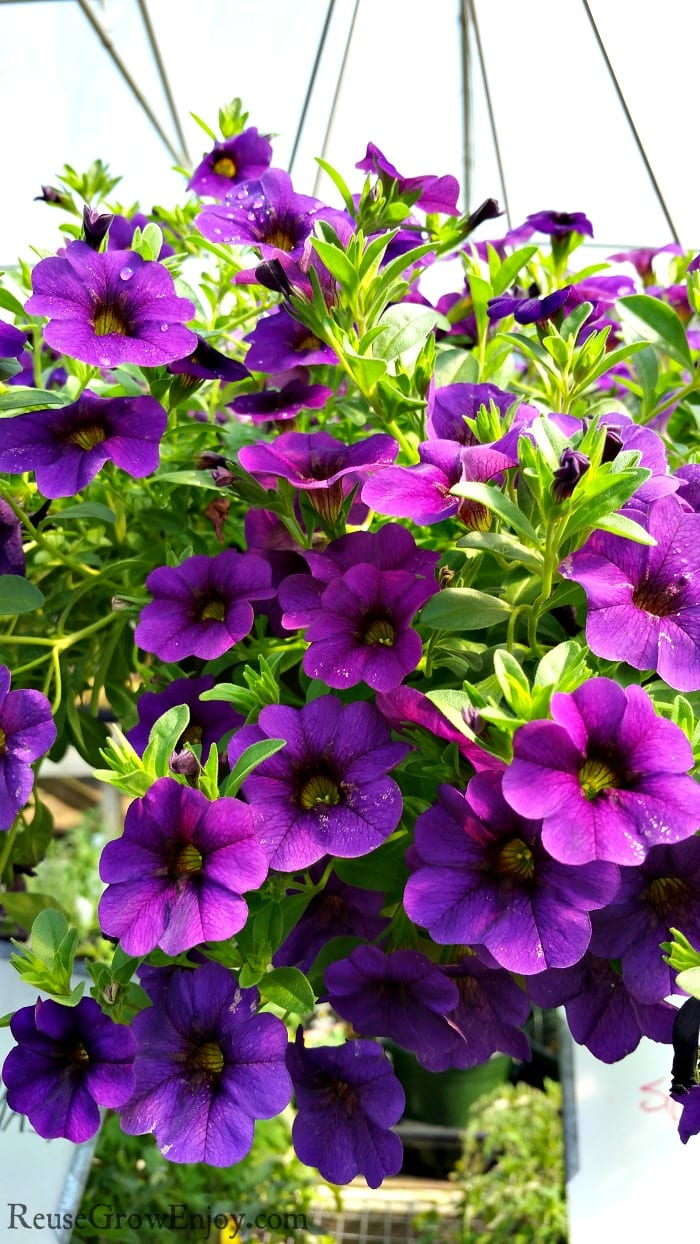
82;204;113;251
552;448;589;502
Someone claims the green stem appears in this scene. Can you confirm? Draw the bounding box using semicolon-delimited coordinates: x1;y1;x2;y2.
0;815;23;879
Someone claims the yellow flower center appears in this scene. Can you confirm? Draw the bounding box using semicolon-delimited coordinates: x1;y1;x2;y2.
362;617;395;647
265;228;295;251
72;1043;90;1066
298;333;323;351
212;155;236;178
578;757;617;800
193;1041;225;1076
198;597;226;622
299;774;341;810
496;837;535;880
0;727;5;756
67;424;107;450
174;842;203;876
645;875;691;915
93;305;130;337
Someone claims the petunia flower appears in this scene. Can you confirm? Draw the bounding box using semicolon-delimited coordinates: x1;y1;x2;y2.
167;336;249;384
425;379;538;452
273;871;387;974
25;241;196;367
230;378;332;423
0;391;167;497
487;285;572;325
362;440;515;526
119;963;291;1165
287;1028;404;1187
196;169;323;256
417;958;532;1072
187;127;273;199
134;549;274;662
524;210;594;238
2;997;135;1142
356;142;459;215
98;777;268;956
502;678;700;866
0;500;25;577
107;212;174;259
0;321;27;359
126;675;243;757
0;665;56;831
243;305;339;371
227;696;407;872
374;683;504;774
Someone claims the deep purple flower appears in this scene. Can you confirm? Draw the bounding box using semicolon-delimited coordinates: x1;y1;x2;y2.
134;549;274;662
25;241;196;367
273;872;387;973
418;959;531;1072
0;321;27;359
2;997;135;1142
0;391;167;497
239;430;398;523
525;210;594;239
126;675;243;757
487;286;572;324
82;205;113;251
243;306;338;372
280;561;437;691
188;127;273;199
356;142;459;215
527;953;675;1062
325;947;460;1054
287;1028;404;1187
196;169;323;257
227;696;407;872
676;464;700;512
551;448;589;502
425;380;538;453
99;777;268;955
672;1085;700;1143
404;773;619;973
107;213;174;260
551;409;676;503
0;665;56;831
362;440;514;526
560;495;700;690
230;378;332;423
608;243;682;283
374;684;505;775
590;839;700;1003
167;336;249;384
288;522;440;588
502;678;700;866
120;963;291;1164
0;500;25;576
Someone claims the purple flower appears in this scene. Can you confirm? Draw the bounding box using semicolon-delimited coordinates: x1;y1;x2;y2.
404;773;619;974
525;210;594;239
134;549;274;662
273;872;387;973
0;321;27;359
672;1085;700;1143
98;777;268;956
551;410;676;503
287;1028;404;1187
188;127;273;199
418;959;531;1072
0;391;167;497
25;241;196;368
325;946;460;1054
426;380;538;452
119;962;291;1165
589;839;700;1003
227;696;407;872
107;213;175;259
288;522;439;587
502;678;700;866
196;169;323;257
551;448;589;502
560;495;700;690
0;666;56;831
487;286;572;325
280;560;437;692
2;997;135;1142
527;953;675;1062
82;205;113;251
230;378;332;423
676;464;700;512
0;500;25;577
243;305;338;371
356;142;459;215
374;684;505;775
167;336;249;384
362;440;514;526
126;675;243;757
608;243;682;283
239;430;398;523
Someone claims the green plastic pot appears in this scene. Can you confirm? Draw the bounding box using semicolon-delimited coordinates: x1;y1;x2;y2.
388;1043;512;1127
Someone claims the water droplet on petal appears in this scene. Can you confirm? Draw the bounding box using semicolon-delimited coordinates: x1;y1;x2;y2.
160;323;169;332
251;195;265;208
119;266;134;281
99;356;110;367
247;211;257;221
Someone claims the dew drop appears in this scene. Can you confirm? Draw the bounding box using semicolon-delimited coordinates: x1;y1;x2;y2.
247;211;258;221
160;323;169;332
119;266;134;281
251;195;265;208
99;356;110;367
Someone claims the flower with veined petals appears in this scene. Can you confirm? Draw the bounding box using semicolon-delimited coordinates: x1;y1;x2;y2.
0;665;56;831
188;127;273;199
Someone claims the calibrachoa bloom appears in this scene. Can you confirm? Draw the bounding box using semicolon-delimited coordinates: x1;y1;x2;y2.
374;683;505;774
417;959;532;1072
126;675;243;757
188;127;273;199
425;379;538;453
487;285;572;325
0;320;26;359
524;209;594;238
362;440;514;526
273;871;387;974
196;169;324;255
228;696;407;871
120;963;291;1165
560;494;700;690
230;378;332;423
502;678;700;866
2;997;135;1141
24;241;196;367
242;306;338;371
325;947;460;1054
0;665;56;831
403;773;619;973
0;499;25;576
286;1028;404;1187
134;549;274;662
356;142;459;215
0;391;167;497
98;778;268;955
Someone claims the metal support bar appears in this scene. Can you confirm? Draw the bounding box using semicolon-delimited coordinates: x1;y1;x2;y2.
313;0;361;198
136;0;191;165
465;0;512;227
459;0;473;210
289;0;336;176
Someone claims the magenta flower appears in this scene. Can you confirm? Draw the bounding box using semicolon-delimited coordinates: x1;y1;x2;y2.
228;696;407;872
560;495;700;691
2;997;135;1142
287;1028;404;1187
98;777;268;956
525;210;594;238
188;127;273;199
426;379;538;453
0;391;167;497
404;773;619;973
120;963;291;1165
0;665;56;831
502;678;700;866
374;684;504;775
356;142;459;215
362;440;514;526
134;549;274;662
196;169;323;256
25;241;196;367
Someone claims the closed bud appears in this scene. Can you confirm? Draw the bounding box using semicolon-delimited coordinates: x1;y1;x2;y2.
82;204;113;251
552;448;589;503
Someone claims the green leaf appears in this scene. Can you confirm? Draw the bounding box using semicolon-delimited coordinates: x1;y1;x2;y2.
0;288;26;317
618;293;693;369
420;587;511;632
490;246;538;296
142;704;191;777
592;511;657;544
258;967;315;1016
140;223;163;262
534;641;589;692
30;908;71;963
0;575;45;615
189;110;217;142
493;650;531;716
449;480;538;543
0;388;66;412
456;530;543;571
561;470;651;540
676;967;700;999
434;348;479;387
311;238;358;294
47;502;116;525
314;157;356;216
1;893;69;933
372;305;444;361
222;738;286;797
343;350;387;389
